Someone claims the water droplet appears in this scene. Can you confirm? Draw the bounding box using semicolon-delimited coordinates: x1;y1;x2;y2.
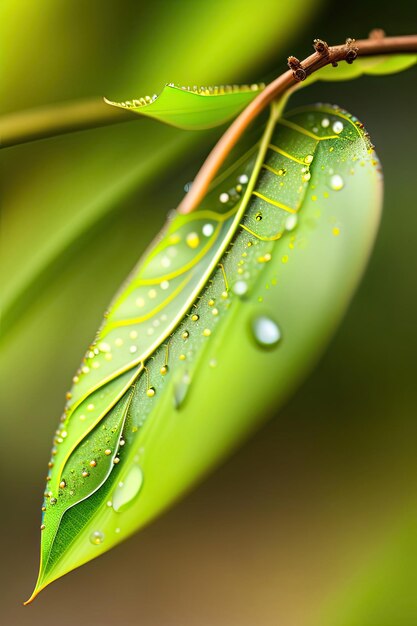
332;120;343;134
233;280;248;296
184;181;193;192
209;358;218;368
186;232;200;248
321;118;330;128
304;154;314;164
285;215;298;231
219;192;229;203
112;465;143;513
202;223;214;237
330;174;344;191
238;174;249;184
173;371;191;409
251;315;281;348
90;530;104;545
161;280;170;290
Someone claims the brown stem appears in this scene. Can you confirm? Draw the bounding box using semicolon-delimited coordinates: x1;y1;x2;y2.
178;33;417;214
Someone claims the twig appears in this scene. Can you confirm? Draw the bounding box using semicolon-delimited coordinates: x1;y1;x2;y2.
0;98;135;148
178;33;417;214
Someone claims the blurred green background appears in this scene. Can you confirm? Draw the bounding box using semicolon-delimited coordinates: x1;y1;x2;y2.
1;1;416;624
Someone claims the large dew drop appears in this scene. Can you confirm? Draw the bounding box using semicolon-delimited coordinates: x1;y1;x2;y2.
251;315;281;349
112;465;143;513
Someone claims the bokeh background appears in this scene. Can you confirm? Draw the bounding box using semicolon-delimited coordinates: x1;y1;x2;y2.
1;1;417;624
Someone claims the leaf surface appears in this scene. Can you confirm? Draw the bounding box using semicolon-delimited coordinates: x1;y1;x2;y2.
305;53;417;85
29;101;382;600
104;83;265;130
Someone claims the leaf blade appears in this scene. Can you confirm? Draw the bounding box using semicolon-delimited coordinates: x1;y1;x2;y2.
104;83;265;130
30;102;382;599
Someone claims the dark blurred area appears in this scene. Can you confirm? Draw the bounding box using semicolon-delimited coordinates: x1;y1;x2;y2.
1;1;417;624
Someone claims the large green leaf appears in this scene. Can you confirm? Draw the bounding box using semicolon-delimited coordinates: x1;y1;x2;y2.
28;101;382;601
104;83;265;129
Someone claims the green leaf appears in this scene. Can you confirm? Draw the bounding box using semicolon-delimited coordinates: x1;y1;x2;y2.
304;53;417;85
28;101;382;601
104;83;265;130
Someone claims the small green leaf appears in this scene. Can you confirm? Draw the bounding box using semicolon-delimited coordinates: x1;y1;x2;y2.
28;101;382;601
104;83;265;130
305;53;417;84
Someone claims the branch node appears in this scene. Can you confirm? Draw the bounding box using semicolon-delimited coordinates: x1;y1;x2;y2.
345;37;359;64
287;56;307;81
313;38;329;56
369;28;386;39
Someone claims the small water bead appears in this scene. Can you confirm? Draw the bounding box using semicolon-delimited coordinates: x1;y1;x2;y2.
173;371;191;409
90;530;104;545
285;215;298;231
302;172;311;182
255;212;262;221
202;223;214;237
186;232;200;248
161;280;169;290
238;174;249;184
330;174;344;191
146;387;156;397
203;328;211;337
321;118;330;128
184;181;193;192
148;289;157;299
161;256;171;268
130;345;138;354
304;154;314;164
332;120;343;134
233;280;248;296
182;330;189;340
98;342;111;353
191;314;199;322
219;192;229;203
251;315;281;348
160;365;168;375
